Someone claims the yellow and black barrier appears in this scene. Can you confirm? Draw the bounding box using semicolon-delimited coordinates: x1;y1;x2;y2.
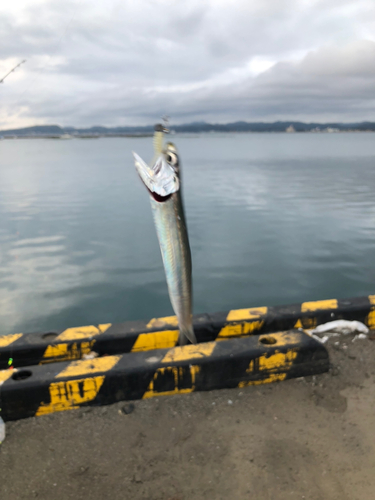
0;294;373;369
0;330;329;421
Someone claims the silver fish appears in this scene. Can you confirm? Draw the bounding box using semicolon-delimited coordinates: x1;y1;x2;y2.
133;136;196;345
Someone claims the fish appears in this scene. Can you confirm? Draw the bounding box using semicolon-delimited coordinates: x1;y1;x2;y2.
132;127;196;345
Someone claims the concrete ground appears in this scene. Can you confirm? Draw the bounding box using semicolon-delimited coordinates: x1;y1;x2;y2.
1;332;375;500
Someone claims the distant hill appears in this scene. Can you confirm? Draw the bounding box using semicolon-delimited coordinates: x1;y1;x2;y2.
0;125;66;136
1;121;375;137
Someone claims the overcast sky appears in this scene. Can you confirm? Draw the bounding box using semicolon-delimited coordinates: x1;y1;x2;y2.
0;0;375;129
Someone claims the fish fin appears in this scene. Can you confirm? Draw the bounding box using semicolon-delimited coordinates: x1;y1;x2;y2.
178;327;197;345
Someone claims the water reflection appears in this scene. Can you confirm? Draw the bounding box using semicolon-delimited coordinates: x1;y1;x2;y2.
0;133;374;335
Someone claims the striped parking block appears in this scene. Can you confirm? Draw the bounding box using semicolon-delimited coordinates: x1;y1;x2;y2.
0;330;329;421
0;294;372;369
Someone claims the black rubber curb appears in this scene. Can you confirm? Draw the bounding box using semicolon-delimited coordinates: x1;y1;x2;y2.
0;330;329;421
0;294;373;369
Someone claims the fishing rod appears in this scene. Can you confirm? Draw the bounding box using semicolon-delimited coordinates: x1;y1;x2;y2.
0;60;26;84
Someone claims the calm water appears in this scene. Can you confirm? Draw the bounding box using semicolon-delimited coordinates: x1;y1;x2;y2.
0;133;374;335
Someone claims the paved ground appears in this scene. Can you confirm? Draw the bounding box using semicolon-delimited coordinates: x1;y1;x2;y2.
1;332;375;500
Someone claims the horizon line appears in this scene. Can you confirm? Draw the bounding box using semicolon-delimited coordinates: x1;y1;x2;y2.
2;119;375;133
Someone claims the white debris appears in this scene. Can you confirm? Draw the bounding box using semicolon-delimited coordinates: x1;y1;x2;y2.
310;333;327;344
82;351;99;360
352;333;368;342
228;400;233;405
309;320;369;336
145;355;162;364
0;417;5;444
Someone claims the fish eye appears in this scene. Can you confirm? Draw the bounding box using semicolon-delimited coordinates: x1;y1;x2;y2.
166;152;178;165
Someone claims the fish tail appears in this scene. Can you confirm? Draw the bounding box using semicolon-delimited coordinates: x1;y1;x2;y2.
178;326;197;345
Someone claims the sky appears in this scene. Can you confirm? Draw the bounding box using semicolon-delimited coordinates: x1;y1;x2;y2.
0;0;375;129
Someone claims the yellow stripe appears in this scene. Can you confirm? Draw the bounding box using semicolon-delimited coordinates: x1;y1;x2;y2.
146;316;179;329
98;323;111;333
226;306;267;322
162;342;216;363
143;365;200;399
367;310;375;329
369;295;375;306
56;325;101;341
36;376;105;416
56;355;121;378
132;330;179;352
297;317;317;329
0;369;14;384
258;349;298;370
301;299;337;312
41;341;95;363
0;333;23;348
259;331;301;347
239;373;288;386
238;349;298;387
217;320;264;339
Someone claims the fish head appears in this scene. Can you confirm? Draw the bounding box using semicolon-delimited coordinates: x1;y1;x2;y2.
133;144;180;201
164;142;180;177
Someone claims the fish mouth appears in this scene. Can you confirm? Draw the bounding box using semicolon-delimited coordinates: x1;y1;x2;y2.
147;189;172;203
133;152;179;202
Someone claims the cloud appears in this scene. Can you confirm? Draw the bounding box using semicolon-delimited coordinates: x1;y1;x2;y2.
0;0;375;128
